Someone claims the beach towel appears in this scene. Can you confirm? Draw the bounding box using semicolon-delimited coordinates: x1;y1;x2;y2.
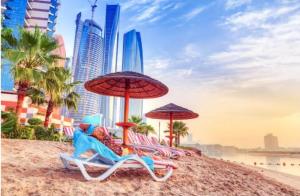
72;130;154;170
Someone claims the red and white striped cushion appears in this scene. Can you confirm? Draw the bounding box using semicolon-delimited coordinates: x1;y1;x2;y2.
63;127;75;138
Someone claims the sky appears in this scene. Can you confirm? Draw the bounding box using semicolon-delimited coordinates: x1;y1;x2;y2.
56;0;300;148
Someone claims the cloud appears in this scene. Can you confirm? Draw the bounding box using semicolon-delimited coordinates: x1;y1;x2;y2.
224;5;300;31
122;0;183;25
208;4;300;91
183;43;201;58
225;0;252;10
145;58;171;69
182;6;206;21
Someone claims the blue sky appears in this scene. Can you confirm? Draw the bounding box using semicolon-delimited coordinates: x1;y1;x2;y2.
56;0;300;147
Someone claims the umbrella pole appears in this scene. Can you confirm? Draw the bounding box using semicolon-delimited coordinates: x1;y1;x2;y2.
123;89;130;145
170;112;173;147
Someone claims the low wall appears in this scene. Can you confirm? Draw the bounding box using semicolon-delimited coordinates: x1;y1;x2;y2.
1;91;73;129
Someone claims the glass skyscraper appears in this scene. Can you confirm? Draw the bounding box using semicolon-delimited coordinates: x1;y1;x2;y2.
120;29;144;119
70;12;104;125
1;0;60;91
102;5;120;127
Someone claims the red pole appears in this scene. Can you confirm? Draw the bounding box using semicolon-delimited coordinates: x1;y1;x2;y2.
169;112;173;147
123;80;130;145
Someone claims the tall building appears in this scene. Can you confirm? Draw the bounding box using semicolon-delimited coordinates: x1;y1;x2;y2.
264;134;279;150
53;34;66;67
70;12;104;125
102;4;120;127
1;0;60;91
120;29;144;119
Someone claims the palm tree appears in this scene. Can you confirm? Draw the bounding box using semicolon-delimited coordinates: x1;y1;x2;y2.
1;27;60;121
165;121;189;146
28;67;80;127
128;115;156;135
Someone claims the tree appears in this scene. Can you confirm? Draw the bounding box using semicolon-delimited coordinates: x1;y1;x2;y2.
128;115;156;136
165;121;189;146
1;27;60;121
28;67;80;127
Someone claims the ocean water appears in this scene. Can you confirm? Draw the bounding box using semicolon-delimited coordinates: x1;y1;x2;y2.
208;153;300;177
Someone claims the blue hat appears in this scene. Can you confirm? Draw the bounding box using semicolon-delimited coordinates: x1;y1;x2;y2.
82;114;102;125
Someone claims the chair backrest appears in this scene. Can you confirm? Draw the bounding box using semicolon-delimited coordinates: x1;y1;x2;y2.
128;130;138;145
63;127;75;139
151;137;160;145
143;134;154;146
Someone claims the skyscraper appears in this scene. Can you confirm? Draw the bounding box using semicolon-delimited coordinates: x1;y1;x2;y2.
120;29;144;119
102;4;120;127
70;12;104;125
1;0;60;91
264;134;279;150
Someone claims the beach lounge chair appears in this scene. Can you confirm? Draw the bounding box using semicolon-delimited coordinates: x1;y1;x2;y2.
63;127;75;139
60;130;176;181
151;137;190;156
128;131;177;158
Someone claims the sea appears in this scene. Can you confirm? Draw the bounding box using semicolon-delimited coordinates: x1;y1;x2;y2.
208;153;300;177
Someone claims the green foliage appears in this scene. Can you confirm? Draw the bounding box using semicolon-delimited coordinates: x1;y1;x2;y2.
129;115;156;136
33;126;48;140
165;121;189;146
33;124;60;141
28;118;43;126
1;111;60;141
17;126;35;140
1;110;17;138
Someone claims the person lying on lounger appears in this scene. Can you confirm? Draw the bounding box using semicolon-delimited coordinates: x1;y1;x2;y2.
78;114;123;156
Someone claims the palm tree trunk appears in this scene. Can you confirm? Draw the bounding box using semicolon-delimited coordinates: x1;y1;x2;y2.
44;100;54;128
178;135;180;146
16;82;28;122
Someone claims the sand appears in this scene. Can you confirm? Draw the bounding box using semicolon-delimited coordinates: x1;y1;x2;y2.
1;139;300;196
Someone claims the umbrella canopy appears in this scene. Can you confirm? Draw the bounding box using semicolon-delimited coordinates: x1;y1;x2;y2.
145;103;198;147
145;103;199;120
84;71;169;145
84;71;168;99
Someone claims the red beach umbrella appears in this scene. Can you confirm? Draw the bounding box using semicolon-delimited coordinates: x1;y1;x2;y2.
145;103;198;147
85;71;168;145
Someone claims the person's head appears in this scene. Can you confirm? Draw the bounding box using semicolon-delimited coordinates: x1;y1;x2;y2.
79;123;90;131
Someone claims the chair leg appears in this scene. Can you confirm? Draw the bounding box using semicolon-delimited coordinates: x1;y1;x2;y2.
61;155;174;182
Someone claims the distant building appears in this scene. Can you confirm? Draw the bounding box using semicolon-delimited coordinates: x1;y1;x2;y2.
53;35;66;67
102;4;120;127
1;0;60;91
264;134;279;150
70;12;104;125
120;29;144;120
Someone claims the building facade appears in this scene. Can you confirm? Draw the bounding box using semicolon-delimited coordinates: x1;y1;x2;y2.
102;4;120;127
53;34;66;67
70;13;104;125
1;0;60;91
264;133;279;150
120;29;144;119
1;91;73;129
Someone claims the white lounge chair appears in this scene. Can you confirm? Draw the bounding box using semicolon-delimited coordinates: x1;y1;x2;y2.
60;153;176;182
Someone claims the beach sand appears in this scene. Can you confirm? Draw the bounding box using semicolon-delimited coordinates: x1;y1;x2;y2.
1;139;300;196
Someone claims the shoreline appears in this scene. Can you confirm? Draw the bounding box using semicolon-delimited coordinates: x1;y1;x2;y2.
244;164;300;190
2;139;300;195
